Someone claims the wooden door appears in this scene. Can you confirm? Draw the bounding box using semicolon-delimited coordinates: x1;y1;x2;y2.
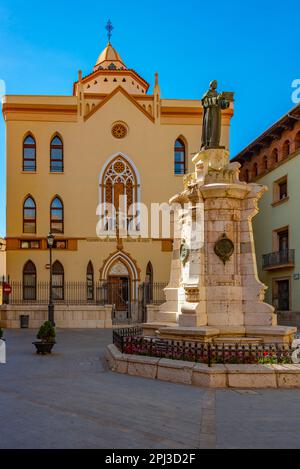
278;280;290;311
108;276;129;311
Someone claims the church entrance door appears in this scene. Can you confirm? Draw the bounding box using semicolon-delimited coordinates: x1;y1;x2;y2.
108;276;130;312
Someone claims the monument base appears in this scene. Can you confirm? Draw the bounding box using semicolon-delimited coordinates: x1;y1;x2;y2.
142;323;297;346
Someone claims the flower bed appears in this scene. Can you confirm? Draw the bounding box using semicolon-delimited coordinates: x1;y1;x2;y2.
113;329;292;367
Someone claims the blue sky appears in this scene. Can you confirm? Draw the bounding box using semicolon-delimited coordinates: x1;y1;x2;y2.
0;0;299;236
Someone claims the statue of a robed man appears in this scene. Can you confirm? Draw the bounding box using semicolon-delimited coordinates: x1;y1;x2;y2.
201;80;230;150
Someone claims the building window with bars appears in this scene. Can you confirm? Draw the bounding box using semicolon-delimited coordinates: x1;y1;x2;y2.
23;260;37;300
86;261;94;301
52;261;64;300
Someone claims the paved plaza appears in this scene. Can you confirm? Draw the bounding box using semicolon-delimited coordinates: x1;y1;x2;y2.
0;329;300;449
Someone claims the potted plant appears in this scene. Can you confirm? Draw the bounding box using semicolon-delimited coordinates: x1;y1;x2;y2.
33;321;56;355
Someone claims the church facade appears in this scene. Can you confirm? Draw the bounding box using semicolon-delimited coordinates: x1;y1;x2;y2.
1;36;233;326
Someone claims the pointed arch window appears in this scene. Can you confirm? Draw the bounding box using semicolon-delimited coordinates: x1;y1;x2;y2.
52;261;64;300
174;138;186;175
23;135;36;172
101;156;139;233
86;261;94;301
50;197;64;234
23;196;36;234
50;135;64;173
145;261;154;304
23;260;37;300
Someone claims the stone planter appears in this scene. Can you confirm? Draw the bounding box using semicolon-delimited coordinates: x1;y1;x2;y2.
33;341;56;355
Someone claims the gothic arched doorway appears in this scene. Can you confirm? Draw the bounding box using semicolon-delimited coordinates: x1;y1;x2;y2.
100;250;141;323
107;260;131;313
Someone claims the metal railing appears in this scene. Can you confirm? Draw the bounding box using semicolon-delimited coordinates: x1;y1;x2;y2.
113;327;143;349
262;249;295;270
113;328;293;367
0;280;168;307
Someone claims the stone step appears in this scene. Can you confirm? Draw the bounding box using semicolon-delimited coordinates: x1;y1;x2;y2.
155;312;177;323
142;322;177;337
213;337;263;345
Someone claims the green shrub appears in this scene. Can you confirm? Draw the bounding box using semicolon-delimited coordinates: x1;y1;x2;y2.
37;321;56;343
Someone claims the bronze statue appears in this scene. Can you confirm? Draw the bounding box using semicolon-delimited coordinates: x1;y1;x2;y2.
201;80;230;150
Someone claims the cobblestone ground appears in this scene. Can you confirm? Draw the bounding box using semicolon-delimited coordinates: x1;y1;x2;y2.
0;329;300;449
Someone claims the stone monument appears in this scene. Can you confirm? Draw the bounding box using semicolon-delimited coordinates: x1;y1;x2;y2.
145;82;296;345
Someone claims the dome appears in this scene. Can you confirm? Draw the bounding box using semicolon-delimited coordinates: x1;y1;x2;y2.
94;43;126;70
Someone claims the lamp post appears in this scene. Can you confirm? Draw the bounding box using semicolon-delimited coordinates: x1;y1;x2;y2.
47;232;55;326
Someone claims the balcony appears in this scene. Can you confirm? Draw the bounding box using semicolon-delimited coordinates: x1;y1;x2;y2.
262;249;295;271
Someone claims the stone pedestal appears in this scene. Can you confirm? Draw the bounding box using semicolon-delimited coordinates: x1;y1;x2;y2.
145;148;296;345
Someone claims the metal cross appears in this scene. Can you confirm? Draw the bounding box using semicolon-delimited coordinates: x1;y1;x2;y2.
106;19;114;43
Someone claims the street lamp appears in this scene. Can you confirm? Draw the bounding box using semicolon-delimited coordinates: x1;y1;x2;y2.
47;232;55;326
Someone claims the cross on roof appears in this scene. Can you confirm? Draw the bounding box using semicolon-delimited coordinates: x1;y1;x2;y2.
106;19;114;43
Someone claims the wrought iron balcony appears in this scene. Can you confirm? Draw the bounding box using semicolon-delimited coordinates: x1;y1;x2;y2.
262;249;295;270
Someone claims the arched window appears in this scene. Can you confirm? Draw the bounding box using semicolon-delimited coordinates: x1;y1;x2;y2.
23;196;36;234
145;261;153;304
253;162;258;178
50;197;64;234
295;131;300;151
272;148;279;164
23;135;36;172
101;155;139;233
86;261;94;301
50;135;64;173
174;138;186;175
263;155;268;170
283;140;290;158
23;260;37;300
52;261;64;300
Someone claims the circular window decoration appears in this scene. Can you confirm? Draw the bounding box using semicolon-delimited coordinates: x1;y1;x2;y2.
114;161;125;173
112;122;128;139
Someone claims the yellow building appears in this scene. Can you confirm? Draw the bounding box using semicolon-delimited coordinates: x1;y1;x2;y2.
233;103;300;326
1;37;233;327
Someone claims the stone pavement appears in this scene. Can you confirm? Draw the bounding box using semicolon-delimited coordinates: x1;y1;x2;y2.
0;329;300;449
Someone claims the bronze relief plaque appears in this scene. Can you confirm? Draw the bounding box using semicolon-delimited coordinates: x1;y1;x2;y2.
214;233;234;265
180;239;190;267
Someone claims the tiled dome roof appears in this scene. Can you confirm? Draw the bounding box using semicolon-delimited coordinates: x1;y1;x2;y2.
94;43;126;70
